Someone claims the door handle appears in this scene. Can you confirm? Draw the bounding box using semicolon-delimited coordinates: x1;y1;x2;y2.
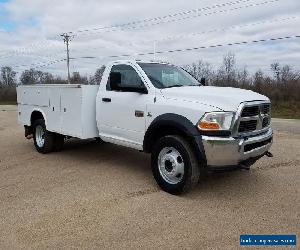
102;98;111;103
135;110;144;117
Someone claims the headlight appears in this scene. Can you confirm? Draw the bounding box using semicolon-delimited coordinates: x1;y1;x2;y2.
197;112;234;131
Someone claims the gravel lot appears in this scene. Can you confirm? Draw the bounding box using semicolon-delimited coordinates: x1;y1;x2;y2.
0;106;299;249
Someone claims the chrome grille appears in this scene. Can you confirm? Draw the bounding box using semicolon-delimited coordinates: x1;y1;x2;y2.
262;117;270;128
261;104;271;114
238;120;257;132
237;102;271;134
241;106;259;117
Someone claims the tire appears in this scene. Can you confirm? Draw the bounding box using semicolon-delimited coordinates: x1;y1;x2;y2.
151;135;200;194
53;133;64;152
33;119;55;154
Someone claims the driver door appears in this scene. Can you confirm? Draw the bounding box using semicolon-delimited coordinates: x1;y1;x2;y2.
98;64;149;149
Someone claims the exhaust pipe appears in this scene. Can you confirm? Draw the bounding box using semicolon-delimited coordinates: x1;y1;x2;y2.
26;134;33;139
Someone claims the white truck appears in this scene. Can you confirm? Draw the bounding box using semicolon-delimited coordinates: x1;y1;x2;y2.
17;60;273;194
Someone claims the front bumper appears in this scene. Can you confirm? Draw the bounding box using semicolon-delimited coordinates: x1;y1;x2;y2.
202;128;273;167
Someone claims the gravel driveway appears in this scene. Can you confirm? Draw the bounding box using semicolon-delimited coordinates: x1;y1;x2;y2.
0;106;299;249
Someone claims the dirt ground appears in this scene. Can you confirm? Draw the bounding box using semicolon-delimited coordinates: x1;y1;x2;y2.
0;106;299;250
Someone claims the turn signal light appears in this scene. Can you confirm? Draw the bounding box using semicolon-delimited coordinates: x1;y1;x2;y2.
198;121;220;130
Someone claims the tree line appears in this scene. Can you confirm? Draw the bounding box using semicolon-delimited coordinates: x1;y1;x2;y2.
183;52;300;118
0;53;299;118
0;65;106;103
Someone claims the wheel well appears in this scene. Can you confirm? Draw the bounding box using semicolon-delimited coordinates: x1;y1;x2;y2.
143;125;191;153
31;111;44;126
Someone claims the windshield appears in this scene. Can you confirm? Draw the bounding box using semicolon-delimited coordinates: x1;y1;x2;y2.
138;63;200;89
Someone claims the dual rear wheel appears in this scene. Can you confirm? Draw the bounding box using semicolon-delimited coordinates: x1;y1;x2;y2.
33;119;64;154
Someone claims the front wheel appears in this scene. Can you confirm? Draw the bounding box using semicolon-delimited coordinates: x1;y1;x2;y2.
151;135;200;194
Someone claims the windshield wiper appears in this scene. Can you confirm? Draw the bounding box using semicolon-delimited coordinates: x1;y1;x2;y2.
164;84;183;89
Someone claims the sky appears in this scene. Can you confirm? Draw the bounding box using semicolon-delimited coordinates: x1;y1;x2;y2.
0;0;299;78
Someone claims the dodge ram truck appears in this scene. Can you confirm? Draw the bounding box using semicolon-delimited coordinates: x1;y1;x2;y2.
17;60;273;194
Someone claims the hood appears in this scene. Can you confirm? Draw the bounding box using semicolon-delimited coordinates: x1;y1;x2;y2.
160;86;269;111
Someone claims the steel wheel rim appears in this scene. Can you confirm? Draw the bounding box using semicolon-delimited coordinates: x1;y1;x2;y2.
35;125;45;148
158;147;184;185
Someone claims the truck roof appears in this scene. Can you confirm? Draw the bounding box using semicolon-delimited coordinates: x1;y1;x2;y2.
109;59;171;65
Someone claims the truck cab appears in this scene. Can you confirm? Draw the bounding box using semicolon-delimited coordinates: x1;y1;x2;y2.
17;60;273;194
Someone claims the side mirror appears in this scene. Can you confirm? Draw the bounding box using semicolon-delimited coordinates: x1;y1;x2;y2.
135;85;148;94
200;78;206;86
110;72;121;90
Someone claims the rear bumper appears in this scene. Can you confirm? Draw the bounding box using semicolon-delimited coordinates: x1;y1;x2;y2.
201;128;273;167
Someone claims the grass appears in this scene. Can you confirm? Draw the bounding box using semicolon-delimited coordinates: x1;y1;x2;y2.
272;101;300;120
0;101;17;105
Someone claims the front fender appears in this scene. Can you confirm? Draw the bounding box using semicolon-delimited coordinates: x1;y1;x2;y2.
143;113;207;166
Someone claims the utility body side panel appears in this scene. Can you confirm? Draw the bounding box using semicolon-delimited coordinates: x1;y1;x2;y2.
17;84;99;139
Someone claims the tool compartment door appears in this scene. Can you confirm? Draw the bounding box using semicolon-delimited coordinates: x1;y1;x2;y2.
60;88;83;138
47;88;61;133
